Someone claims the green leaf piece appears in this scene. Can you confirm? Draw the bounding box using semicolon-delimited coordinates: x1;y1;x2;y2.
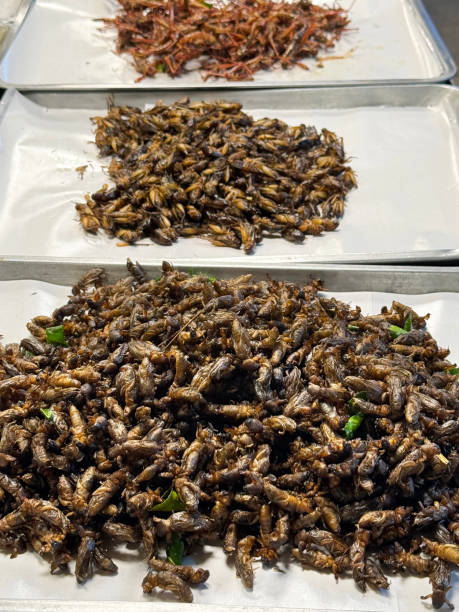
188;269;216;282
343;412;365;440
40;408;54;421
166;533;185;565
388;324;407;339
347;324;360;332
448;367;459;376
20;348;35;359
45;325;68;347
200;0;212;7
151;490;186;512
156;63;166;73
404;312;412;332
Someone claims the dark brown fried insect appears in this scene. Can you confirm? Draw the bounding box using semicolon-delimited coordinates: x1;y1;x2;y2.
75;536;95;584
93;546;118;574
0;261;456;606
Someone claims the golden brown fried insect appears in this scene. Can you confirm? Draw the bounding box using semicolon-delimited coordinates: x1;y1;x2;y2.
142;570;193;603
127;490;162;513
174;478;201;512
423;539;459;565
296;528;347;558
235;535;256;589
73;466;98;514
350;528;370;591
263;480;312;513
149;559;209;585
358;508;409;538
421;560;454;610
102;521;139;544
292;547;339;575
380;543;432;576
223;523;238;557
168;511;214;534
57;475;74;510
87;469;127;517
0;473;26;503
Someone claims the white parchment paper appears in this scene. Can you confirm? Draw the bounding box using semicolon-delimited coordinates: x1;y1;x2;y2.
0;90;458;264
0;279;457;609
0;0;447;87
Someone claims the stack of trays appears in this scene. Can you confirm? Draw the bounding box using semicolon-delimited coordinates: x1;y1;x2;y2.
0;1;457;611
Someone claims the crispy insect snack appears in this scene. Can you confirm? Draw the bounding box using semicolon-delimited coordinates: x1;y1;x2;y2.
104;0;349;82
78;100;356;252
0;262;458;606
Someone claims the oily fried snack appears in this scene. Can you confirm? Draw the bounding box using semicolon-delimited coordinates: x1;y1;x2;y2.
77;100;356;252
104;0;349;82
0;261;458;606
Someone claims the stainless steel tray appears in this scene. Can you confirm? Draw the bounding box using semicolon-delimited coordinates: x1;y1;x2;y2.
0;260;458;612
1;85;458;265
0;0;32;66
0;0;455;89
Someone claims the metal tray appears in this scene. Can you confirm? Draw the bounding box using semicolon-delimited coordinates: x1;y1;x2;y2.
1;85;459;265
0;0;455;89
0;260;458;612
0;1;32;66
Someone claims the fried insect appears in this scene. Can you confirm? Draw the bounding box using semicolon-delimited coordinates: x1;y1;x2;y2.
421;560;454;610
235;535;256;589
79;100;356;253
105;0;349;82
142;570;193;603
149;559;209;585
0;262;456;605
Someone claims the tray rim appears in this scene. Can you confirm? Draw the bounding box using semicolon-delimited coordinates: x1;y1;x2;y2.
7;81;459;103
0;599;370;612
1;257;459;295
0;0;456;90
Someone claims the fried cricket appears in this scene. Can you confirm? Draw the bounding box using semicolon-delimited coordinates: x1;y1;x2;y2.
78;100;356;252
0;261;456;606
